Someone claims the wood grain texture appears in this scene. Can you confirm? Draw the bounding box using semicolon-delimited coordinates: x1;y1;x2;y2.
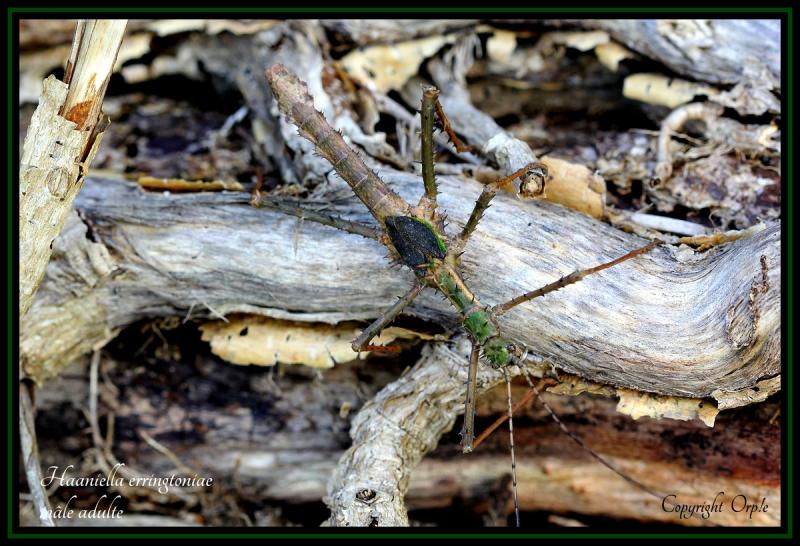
565;19;780;89
19;20;126;318
22;173;780;405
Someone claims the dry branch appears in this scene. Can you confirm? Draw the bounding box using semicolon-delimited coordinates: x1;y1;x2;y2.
19;19;127;318
19;384;55;527
21;174;780;406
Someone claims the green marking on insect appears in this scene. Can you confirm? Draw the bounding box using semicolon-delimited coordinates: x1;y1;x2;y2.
483;337;511;367
464;309;496;344
437;270;472;311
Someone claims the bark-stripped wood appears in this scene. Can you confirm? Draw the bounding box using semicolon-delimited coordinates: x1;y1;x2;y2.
19;20;127;318
21;174;780;407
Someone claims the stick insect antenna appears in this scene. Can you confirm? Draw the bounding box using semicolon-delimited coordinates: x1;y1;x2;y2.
520;369;666;501
251;194;382;241
503;367;521;528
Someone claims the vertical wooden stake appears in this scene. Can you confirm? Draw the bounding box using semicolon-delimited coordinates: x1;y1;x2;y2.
19;19;127;318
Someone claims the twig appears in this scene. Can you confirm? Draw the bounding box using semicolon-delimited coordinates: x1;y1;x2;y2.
19;383;55;526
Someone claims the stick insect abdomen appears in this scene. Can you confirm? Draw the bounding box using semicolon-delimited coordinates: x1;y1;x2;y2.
267;64;410;224
435;268;513;367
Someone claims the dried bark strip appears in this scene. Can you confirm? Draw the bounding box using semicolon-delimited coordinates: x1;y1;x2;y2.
19;20;127;317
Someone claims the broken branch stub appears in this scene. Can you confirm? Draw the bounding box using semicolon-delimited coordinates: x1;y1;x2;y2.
19;19;127;318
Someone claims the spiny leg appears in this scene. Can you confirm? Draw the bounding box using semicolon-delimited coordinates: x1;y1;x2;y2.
460;341;481;453
417;85;439;217
503;367;521;528
351;281;425;352
251;194;381;240
493;239;662;316
454;163;542;252
417;86;479;218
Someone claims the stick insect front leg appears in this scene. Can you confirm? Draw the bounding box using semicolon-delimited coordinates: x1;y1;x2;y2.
417;85;477;222
453;163;544;253
417;85;440;219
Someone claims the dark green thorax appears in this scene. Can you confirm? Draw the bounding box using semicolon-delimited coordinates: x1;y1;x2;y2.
385;216;447;274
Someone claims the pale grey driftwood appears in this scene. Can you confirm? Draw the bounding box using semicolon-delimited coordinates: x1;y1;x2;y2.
580;19;781;90
21;173;780;405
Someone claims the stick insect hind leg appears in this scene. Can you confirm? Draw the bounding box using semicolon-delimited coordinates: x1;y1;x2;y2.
464;240;660;526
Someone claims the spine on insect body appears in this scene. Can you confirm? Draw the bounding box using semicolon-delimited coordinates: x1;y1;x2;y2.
266;64;410;224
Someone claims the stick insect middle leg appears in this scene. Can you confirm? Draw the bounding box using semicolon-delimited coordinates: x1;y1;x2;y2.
453;163;544;252
492;239;662;316
351;281;426;352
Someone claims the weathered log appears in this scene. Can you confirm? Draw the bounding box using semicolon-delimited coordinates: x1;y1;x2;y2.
33;349;780;526
580;19;781;90
313;19;780;91
320;19;479;45
18;18;782;531
22;173;780;406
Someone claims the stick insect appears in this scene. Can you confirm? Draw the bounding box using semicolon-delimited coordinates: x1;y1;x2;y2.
259;64;661;526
